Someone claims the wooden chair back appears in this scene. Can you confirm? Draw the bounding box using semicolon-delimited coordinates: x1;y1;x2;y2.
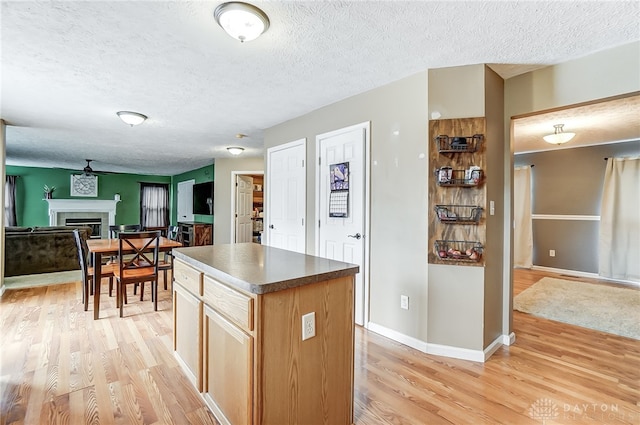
117;231;160;281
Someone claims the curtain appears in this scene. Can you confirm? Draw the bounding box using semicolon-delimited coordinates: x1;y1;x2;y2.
513;166;533;268
599;157;640;282
140;183;169;228
4;175;17;227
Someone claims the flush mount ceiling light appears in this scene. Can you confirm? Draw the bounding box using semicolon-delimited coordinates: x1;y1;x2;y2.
214;2;270;42
227;147;245;155
543;123;575;145
116;111;147;126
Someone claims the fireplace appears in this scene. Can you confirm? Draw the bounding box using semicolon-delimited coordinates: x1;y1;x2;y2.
65;217;102;239
46;199;119;239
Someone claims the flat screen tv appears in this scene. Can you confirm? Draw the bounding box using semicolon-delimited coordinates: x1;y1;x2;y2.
193;182;214;215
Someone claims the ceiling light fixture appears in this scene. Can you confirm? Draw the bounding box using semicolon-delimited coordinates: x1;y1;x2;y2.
116;111;147;126
214;2;270;42
543;124;575;145
227;147;245;155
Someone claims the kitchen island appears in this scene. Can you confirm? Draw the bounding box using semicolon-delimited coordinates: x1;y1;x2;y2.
172;243;359;425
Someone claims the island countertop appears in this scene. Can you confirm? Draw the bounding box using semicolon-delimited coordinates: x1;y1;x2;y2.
172;243;359;295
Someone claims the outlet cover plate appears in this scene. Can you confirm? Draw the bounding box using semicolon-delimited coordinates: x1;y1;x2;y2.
400;295;409;310
302;312;316;340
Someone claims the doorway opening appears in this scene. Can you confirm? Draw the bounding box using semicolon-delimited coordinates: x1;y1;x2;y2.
230;171;264;244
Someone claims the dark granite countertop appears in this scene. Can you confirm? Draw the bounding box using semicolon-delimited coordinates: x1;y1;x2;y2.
172;243;359;295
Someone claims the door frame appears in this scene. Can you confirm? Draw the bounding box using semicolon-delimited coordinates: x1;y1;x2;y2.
177;179;195;223
264;138;306;249
230;171;264;244
315;121;371;327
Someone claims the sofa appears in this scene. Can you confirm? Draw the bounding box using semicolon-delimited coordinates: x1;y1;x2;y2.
4;226;92;277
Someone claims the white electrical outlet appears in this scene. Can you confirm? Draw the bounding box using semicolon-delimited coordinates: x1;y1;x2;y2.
400;295;409;310
549;249;556;257
302;312;316;341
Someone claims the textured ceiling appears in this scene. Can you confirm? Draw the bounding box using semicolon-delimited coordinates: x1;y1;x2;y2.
513;95;640;154
2;1;639;175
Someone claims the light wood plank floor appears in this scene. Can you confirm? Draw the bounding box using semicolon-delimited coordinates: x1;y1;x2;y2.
1;269;638;424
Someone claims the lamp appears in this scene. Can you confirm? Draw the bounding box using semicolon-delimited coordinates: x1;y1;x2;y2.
117;111;147;126
227;147;245;155
214;2;270;42
543;124;575;145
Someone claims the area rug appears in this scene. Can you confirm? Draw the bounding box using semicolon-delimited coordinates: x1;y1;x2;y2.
514;277;640;340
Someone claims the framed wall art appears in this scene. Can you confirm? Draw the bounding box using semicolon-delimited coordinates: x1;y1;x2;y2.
71;174;98;197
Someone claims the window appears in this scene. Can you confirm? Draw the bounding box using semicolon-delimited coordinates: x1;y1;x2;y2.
140;183;169;229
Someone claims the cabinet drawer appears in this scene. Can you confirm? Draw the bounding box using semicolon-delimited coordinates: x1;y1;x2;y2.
203;276;254;332
174;260;203;296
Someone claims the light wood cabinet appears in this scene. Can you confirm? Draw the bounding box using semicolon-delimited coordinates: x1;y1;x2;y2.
172;250;356;425
173;282;203;391
203;305;253;425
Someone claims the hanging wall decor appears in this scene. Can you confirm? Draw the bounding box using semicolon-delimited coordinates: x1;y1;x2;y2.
329;162;349;217
71;174;98;197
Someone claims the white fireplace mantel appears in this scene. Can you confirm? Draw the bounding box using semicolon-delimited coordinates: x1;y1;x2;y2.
46;199;119;226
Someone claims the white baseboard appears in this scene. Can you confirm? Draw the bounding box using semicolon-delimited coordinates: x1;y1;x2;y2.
367;322;428;352
502;332;516;346
367;321;512;363
531;265;639;286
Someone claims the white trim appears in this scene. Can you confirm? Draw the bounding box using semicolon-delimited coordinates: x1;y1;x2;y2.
367;322;509;363
45;199;119;227
367;322;428;353
230;170;264;244
532;214;600;221
531;265;640;286
264;138;306;249
315;121;371;328
502;332;516;346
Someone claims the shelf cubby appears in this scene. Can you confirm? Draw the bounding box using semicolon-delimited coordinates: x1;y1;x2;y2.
435;134;483;153
434;205;483;224
434;240;483;262
435;168;484;187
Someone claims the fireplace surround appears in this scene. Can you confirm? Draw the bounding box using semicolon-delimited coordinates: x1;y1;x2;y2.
46;199;119;239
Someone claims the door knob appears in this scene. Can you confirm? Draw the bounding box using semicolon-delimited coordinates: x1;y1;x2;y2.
347;233;362;240
269;224;275;229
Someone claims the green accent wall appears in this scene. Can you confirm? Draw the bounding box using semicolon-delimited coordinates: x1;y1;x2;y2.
171;163;215;225
6;165;171;227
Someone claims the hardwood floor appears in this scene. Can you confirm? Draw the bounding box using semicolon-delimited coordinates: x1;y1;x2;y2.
1;269;638;424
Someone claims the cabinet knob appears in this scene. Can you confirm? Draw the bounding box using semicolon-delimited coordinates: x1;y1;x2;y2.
269;224;275;229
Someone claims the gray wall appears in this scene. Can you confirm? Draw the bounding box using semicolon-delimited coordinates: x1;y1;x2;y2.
265;72;431;341
213;156;264;244
483;67;506;347
514;141;640;273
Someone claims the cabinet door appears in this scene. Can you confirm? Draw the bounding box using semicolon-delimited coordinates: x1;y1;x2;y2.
173;283;203;391
203;305;253;425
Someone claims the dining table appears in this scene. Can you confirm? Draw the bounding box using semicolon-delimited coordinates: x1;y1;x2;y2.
86;236;183;319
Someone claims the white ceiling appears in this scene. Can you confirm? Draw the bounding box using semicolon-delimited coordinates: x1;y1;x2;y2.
2;1;639;175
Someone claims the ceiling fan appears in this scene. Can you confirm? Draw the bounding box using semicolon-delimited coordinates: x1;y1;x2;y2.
73;159;113;176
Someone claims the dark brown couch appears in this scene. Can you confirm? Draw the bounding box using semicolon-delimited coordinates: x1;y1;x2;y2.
4;226;92;277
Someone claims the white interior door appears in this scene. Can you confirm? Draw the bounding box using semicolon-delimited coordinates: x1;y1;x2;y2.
317;123;368;326
177;179;195;223
235;175;254;243
265;139;306;253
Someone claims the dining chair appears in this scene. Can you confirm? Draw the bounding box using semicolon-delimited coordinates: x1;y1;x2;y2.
106;223;142;267
158;225;181;290
73;229;117;311
109;224;141;238
113;231;161;317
